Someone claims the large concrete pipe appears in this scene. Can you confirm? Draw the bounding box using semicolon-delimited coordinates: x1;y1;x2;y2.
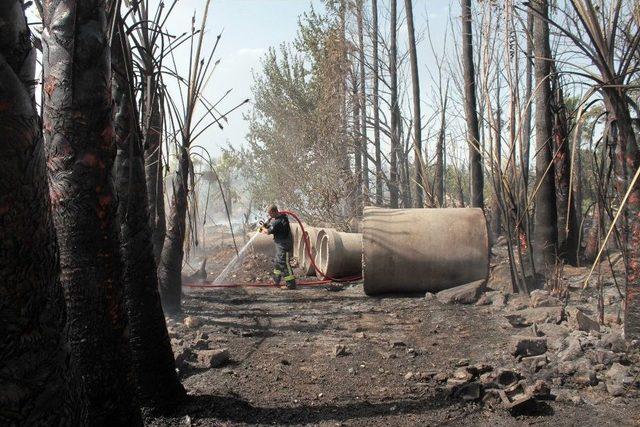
298;226;322;276
316;229;362;278
290;222;302;263
362;207;489;295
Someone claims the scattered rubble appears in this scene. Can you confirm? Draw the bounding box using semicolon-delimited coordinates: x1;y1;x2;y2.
184;316;201;328
567;308;601;332
196;348;230;368
436;280;486;305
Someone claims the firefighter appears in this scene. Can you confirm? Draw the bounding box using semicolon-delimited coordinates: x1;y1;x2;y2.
260;205;297;289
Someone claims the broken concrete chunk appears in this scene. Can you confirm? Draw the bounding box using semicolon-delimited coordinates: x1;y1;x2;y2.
454;381;482;401
567;308;600;333
184;316;201;328
495;369;521;387
504;307;564;327
475;291;506;307
424;292;436;301
333;344;348;357
436;280;486;305
605;363;632;396
600;332;627;353
512;336;547;357
526;380;552;400
197;348;229;368
529;290;561;308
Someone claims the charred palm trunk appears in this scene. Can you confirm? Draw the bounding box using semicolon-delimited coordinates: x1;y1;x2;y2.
531;0;558;273
551;77;579;266
42;1;142;423
461;0;484;208
144;93;166;262
604;90;640;339
158;145;190;314
0;2;80;424
389;0;400;208
112;22;185;407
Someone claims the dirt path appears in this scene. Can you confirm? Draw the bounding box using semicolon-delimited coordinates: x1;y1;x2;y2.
145;283;640;426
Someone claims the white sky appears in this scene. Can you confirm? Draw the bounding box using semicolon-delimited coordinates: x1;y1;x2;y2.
160;0;457;157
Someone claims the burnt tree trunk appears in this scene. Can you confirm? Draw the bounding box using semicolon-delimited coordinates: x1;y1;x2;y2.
158;145;190;314
112;21;185;407
0;2;80;424
42;1;142;423
352;72;362;214
531;0;558;273
492;88;502;238
372;0;383;205
435;109;446;207
461;0;484;208
144;93;166;263
357;0;369;204
521;8;533;187
583;204;601;263
551;76;579;266
605;91;640;339
405;0;424;207
389;0;400;208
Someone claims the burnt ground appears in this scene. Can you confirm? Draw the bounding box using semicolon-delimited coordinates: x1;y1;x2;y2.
146;236;640;426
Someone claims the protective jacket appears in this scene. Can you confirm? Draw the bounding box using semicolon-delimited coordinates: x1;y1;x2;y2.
267;213;293;250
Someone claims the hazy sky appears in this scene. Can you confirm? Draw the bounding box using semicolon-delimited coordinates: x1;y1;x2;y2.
162;0;457;157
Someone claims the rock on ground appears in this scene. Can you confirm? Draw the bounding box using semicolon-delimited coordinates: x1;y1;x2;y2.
436;280;486;305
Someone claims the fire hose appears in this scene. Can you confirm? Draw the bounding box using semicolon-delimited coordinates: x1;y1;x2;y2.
184;210;362;289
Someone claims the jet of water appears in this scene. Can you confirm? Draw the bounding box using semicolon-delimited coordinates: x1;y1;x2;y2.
212;231;264;284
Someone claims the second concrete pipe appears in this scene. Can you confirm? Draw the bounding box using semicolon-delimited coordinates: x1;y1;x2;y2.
316;229;362;278
362;207;489;295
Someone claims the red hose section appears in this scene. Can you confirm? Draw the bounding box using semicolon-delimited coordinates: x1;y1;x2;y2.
279;210;362;283
183;279;334;289
183;210;362;289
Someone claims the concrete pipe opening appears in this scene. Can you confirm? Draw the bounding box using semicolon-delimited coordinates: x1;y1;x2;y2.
362;207;489;295
317;229;362;278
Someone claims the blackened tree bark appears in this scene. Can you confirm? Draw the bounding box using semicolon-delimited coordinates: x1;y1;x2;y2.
492;85;502;238
357;0;369;204
435;112;445;206
389;0;400;208
522;9;534;187
138;6;166;263
144;93;166;263
112;21;185;407
551;76;579;266
461;0;484;208
372;0;383;205
158;146;190;314
531;0;558;272
0;2;81;424
404;0;424;207
42;1;142;423
352;71;362;213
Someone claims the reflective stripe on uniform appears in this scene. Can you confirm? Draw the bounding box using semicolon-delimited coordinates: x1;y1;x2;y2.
285;252;294;277
284;275;296;281
274;269;282;275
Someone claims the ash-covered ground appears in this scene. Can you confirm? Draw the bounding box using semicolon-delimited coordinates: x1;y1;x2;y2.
146;237;640;426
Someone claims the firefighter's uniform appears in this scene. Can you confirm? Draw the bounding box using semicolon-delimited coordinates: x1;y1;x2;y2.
266;214;296;288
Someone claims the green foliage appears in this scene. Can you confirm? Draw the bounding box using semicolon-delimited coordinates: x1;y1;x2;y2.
245;7;353;225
